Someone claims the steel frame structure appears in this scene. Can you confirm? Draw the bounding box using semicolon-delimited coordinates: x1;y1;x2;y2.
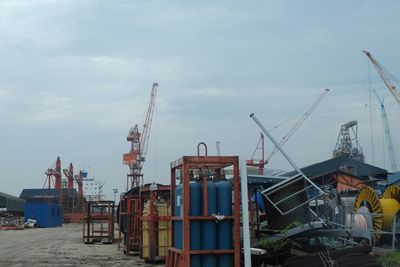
165;143;241;267
140;184;171;262
118;191;141;254
83;201;115;244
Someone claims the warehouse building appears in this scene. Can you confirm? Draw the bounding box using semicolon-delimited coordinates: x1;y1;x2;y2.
0;192;25;215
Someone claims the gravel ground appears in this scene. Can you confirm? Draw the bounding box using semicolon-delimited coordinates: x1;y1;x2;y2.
0;224;163;267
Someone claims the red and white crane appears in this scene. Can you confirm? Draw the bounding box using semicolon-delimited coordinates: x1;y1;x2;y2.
123;82;158;190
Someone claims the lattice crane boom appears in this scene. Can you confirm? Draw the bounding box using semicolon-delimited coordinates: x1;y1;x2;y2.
140;82;158;162
266;88;330;162
373;90;398;172
123;82;158;190
363;50;400;106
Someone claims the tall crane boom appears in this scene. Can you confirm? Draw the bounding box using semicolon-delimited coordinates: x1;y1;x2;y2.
373;90;398;172
266;88;330;162
123;82;158;190
363;50;400;106
140;82;158;162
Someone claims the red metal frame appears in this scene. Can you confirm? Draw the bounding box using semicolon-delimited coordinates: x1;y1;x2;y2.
140;184;171;262
118;192;141;254
166;145;240;267
83;201;115;244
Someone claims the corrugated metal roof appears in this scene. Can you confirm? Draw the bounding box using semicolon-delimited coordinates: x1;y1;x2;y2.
0;192;26;213
283;155;387;180
20;189;79;199
0;192;24;201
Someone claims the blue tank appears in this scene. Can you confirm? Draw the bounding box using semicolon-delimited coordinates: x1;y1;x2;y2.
190;183;202;267
174;185;183;249
216;181;233;267
202;182;217;267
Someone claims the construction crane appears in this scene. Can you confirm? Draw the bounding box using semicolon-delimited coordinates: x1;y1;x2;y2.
363;50;400;106
63;163;74;191
373;90;398;172
123;82;158;190
266;88;330;163
74;171;84;197
247;133;266;174
44;156;62;190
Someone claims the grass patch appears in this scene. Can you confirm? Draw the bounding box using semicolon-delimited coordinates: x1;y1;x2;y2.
379;251;400;267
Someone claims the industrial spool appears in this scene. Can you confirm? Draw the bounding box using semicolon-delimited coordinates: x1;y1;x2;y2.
354;186;400;241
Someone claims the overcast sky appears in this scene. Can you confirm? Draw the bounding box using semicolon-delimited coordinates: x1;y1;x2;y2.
1;1;399;199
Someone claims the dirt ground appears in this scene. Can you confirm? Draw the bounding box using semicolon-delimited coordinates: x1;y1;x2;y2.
0;224;164;267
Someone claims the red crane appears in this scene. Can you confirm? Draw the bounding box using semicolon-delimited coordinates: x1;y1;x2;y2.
247;133;266;174
75;171;84;197
123;82;159;190
44;156;62;190
63;163;74;191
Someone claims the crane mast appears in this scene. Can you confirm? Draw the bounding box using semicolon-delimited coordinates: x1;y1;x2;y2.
123;82;158;190
266;88;330;162
363;50;400;106
63;163;74;191
373;90;398;172
247;133;266;174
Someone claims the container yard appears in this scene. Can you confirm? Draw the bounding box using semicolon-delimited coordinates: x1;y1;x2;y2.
1;2;400;267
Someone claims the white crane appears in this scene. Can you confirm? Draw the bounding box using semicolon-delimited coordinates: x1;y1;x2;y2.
363;50;400;106
266;88;330;162
373;90;398;172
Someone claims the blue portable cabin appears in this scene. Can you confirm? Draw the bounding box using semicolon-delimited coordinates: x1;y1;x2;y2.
24;202;63;228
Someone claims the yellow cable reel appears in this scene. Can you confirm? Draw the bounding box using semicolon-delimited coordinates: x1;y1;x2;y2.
354;186;400;241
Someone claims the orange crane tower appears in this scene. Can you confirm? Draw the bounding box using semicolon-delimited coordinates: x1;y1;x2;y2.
123;82;158;190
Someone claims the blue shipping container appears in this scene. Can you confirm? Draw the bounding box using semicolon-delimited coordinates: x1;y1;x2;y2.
24;202;63;228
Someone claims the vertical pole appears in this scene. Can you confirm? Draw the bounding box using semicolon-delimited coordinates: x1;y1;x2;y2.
241;160;252;267
183;160;191;266
392;216;396;250
233;158;241;267
170;167;176;249
86;202;90;243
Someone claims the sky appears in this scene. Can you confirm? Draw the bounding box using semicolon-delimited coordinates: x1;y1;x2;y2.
1;0;400;200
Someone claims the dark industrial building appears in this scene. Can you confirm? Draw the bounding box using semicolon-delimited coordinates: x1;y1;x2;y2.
0;192;25;215
283;155;388;192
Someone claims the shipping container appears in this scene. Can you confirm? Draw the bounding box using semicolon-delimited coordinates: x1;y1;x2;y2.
24;202;62;228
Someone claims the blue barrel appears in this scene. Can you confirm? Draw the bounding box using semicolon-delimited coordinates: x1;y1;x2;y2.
216;181;233;267
174;185;183;249
202;182;217;267
190;183;202;267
